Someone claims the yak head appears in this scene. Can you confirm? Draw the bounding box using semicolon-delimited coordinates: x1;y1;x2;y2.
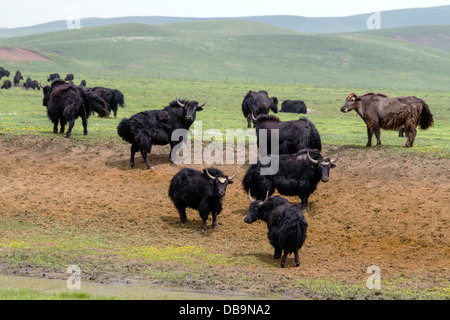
244;189;270;224
306;150;339;182
340;93;360;113
204;168;237;198
176;97;207;124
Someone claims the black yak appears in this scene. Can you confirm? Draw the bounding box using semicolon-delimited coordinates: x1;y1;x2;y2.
243;149;338;210
117;97;207;169
23;78;39;90
41;79;109;137
1;80;12;89
13;71;23;86
340;92;434;148
280;100;307;114
0;67;10;80
253;115;322;155
245;194;307;267
47;73;60;82
64;74;74;82
92;86;125;118
242;90;278;128
169;167;237;231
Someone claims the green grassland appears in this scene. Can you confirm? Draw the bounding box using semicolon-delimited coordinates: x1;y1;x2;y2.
0;77;448;157
0;21;450;90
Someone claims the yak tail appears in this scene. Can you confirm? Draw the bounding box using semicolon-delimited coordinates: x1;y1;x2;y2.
279;214;307;255
270;97;279;114
117;118;134;143
114;89;125;108
419;100;434;130
82;91;109;118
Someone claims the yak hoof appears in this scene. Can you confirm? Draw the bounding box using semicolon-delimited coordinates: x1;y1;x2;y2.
295;262;300;267
280;262;285;268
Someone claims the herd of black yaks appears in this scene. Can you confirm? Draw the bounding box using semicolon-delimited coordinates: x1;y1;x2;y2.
1;67;434;268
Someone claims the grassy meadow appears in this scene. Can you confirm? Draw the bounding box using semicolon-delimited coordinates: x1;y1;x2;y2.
0;76;448;157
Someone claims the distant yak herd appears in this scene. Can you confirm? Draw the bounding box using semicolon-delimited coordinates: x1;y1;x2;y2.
0;70;435;267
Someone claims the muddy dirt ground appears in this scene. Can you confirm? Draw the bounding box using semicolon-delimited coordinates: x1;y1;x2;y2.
0;136;448;298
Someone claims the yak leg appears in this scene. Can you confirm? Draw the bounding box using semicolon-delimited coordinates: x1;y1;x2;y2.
199;211;209;232
65;119;75;138
81;117;88;135
130;144;139;167
199;201;210;232
294;247;300;267
370;122;382;148
140;147;153;169
177;206;188;226
404;125;417;148
59;118;67;134
280;251;289;268
366;126;373;147
53;120;59;134
398;127;405;137
247;115;253;129
273;247;282;260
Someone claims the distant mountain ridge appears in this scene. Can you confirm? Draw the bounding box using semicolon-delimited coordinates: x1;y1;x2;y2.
1;5;449;38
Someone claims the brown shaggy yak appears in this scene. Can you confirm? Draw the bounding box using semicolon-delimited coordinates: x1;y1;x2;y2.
340;92;434;148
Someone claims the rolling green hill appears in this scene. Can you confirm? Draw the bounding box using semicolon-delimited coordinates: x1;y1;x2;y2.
1;5;449;38
0;21;449;90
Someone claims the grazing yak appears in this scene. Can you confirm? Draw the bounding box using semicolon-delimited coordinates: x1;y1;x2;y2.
242;90;278;128
0;67;10;80
1;80;12;90
64;74;74;82
47;73;60;82
23;78;40;90
41;79;109;137
117;97;207;169
13;71;23;86
245;194;308;267
340;92;434;148
92;86;125;118
280;100;307;114
253;115;322;155
169;167;237;231
243;148;338;210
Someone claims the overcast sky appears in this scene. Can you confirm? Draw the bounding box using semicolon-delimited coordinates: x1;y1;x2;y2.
1;0;449;28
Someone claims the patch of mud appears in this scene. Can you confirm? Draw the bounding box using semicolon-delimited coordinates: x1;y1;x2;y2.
0;136;448;297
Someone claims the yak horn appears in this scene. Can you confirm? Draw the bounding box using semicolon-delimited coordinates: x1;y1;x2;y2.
228;169;238;181
260;190;270;206
330;151;339;164
251;111;257;121
205;168;215;180
39;81;44;89
307;150;319;165
248;189;254;203
176;96;185;107
198;96;208;108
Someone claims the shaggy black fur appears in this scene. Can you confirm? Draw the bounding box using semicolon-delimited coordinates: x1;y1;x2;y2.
42;79;109;137
117;98;206;169
169;167;235;231
244;195;308;267
242;149;338;210
254;115;322;155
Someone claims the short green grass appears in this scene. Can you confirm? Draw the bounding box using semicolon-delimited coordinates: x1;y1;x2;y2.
0;287;114;300
1;77;448;157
